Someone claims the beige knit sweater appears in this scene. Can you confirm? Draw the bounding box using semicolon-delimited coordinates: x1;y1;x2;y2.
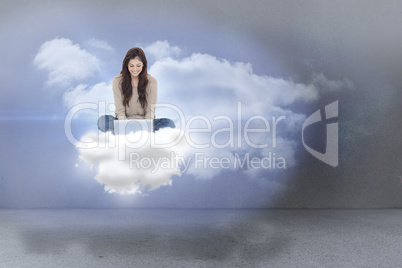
112;73;157;120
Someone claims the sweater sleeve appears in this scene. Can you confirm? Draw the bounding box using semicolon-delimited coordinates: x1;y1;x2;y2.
112;75;127;120
144;77;158;119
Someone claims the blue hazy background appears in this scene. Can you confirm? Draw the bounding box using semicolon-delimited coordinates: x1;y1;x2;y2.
0;0;401;208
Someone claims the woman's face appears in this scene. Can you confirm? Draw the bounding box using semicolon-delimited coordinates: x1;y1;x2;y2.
127;57;144;78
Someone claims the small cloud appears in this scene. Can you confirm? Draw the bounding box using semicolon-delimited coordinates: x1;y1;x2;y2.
63;82;114;112
145;40;181;60
312;72;355;93
85;38;114;51
34;37;100;87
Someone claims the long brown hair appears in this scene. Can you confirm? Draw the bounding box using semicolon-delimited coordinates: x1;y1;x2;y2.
120;47;149;114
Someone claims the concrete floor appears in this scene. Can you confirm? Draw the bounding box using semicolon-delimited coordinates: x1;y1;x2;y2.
0;209;401;267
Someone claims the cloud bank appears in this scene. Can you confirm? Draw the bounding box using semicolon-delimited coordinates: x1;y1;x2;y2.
35;38;354;194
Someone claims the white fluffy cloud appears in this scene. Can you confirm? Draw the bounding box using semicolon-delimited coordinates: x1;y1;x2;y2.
34;38;100;87
145;40;181;61
149;53;319;120
77;128;190;194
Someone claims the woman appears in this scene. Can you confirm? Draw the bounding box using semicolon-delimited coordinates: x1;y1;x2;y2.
98;47;175;134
